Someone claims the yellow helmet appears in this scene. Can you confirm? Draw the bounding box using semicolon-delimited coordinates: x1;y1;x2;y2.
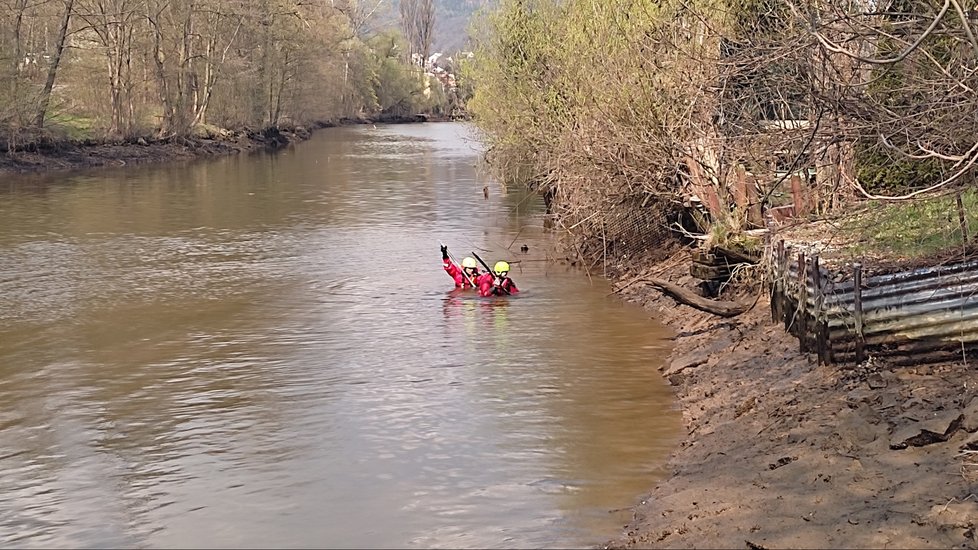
461;257;478;269
493;261;510;274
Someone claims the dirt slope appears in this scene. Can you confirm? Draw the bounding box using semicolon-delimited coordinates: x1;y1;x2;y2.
606;248;978;549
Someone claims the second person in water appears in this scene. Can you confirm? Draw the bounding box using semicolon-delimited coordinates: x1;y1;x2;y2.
479;261;519;297
441;245;519;296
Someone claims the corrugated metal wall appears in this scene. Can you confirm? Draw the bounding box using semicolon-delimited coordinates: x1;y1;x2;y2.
768;239;978;365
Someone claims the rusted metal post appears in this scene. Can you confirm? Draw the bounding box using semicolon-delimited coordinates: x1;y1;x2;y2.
957;192;969;246
790;174;806;217
797;250;808;352
734;165;748;213
853;262;865;364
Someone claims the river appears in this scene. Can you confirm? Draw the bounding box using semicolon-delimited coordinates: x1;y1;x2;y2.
0;123;680;548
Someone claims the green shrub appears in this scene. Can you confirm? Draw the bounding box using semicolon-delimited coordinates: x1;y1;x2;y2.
854;142;946;194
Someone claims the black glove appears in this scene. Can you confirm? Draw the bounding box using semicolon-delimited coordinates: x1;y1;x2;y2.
440;245;449;260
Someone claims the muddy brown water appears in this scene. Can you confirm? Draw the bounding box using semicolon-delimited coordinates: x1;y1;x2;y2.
0;123;680;548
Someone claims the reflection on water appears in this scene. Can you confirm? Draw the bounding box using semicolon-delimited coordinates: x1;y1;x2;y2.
0;123;680;548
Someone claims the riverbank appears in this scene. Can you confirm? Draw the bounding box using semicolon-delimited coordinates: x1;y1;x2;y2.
0;115;438;176
604;248;978;548
0;125;307;175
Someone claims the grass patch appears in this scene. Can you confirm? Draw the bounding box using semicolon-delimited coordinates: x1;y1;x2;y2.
45;113;99;140
706;208;764;255
842;189;978;260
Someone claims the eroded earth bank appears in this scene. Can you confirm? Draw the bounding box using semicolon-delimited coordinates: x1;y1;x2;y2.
605;249;978;549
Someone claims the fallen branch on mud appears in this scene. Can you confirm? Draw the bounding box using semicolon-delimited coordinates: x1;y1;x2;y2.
637;276;752;317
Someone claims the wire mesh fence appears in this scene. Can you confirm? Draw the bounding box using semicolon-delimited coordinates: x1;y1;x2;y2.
570;199;678;272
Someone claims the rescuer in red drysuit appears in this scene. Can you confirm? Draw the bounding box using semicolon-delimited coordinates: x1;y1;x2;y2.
478;260;520;297
441;244;487;289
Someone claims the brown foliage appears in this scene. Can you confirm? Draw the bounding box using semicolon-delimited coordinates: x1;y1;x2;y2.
471;0;978;268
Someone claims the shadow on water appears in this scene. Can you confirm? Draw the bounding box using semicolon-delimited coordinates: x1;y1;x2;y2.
0;123;681;549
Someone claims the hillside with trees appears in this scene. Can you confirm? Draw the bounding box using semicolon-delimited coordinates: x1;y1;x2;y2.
0;0;477;151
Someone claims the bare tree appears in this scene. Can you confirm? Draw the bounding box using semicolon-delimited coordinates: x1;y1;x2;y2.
77;0;141;136
143;0;253;135
0;0;447;140
398;0;433;67
335;0;384;38
330;0;385;115
34;0;74;127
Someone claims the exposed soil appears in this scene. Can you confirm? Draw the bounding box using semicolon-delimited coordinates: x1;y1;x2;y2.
0;126;300;175
604;248;978;549
0;115;433;176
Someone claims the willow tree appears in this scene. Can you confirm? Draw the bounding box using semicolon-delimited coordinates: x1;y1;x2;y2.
333;0;385;113
466;0;566;185
364;30;435;116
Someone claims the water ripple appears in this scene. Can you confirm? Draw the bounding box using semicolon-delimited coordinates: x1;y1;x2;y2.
0;123;680;549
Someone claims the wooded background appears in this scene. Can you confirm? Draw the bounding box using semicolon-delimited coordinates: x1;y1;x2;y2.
467;0;978;266
0;0;484;144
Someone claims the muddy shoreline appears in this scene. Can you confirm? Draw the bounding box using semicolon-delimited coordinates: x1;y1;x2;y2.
604;249;978;549
0;116;434;176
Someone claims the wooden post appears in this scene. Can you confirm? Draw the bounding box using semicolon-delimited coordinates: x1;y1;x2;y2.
734;165;748;213
602;223;608;277
771;239;785;322
783;244;794;332
746;175;762;228
811;253;830;364
853;262;865;364
686;157;723;218
957;192;969;246
766;230;775;320
797;250;808;351
790;174;806;217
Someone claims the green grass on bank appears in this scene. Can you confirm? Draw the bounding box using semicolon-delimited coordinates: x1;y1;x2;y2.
44;113;99;140
842;188;978;260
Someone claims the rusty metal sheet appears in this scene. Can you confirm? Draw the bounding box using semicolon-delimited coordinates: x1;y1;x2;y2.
772;243;978;364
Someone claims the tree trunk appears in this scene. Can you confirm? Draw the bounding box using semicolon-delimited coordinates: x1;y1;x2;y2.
34;0;75;128
175;0;194;134
148;11;175;136
12;0;26;72
11;0;28;122
191;17;242;127
637;276;753;317
106;35;122;134
271;49;289;126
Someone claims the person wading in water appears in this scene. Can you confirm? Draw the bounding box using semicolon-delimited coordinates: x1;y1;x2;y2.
478;260;519;297
441;244;487;290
